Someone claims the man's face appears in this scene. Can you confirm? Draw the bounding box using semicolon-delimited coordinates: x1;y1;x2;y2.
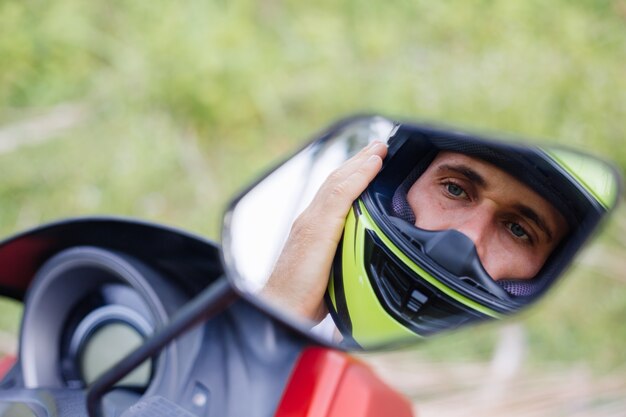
406;151;569;281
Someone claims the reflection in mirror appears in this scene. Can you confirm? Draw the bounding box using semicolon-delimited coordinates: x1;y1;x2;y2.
222;116;621;350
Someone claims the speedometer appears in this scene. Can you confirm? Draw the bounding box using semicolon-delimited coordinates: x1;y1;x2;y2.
80;320;150;386
20;247;184;391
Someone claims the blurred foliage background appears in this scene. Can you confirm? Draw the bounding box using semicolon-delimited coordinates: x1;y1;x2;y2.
0;0;625;377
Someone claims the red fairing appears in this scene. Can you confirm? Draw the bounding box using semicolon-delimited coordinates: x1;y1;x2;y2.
0;237;52;293
274;347;414;417
0;355;16;380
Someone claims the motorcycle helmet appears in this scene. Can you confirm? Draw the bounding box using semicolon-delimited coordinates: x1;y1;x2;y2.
326;122;620;349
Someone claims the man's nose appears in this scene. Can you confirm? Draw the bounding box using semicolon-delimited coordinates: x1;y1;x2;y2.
453;203;496;259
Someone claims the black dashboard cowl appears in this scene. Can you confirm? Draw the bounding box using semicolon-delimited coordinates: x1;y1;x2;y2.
0;217;224;299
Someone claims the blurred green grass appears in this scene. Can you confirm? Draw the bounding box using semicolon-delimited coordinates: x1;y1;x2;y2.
0;0;625;372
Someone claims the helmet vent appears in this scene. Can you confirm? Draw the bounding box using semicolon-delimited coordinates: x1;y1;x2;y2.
364;230;487;335
404;289;429;318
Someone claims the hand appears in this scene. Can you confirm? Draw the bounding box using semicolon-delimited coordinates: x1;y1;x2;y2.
262;141;388;322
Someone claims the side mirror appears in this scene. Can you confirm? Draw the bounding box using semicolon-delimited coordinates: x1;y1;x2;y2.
221;115;622;350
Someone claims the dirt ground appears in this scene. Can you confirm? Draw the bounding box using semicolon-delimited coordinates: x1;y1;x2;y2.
366;350;626;417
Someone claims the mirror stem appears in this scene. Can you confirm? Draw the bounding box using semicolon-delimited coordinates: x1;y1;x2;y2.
86;277;238;417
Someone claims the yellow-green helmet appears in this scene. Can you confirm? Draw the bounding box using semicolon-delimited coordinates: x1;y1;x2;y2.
327;121;621;349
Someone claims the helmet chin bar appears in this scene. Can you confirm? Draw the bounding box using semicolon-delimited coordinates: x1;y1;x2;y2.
387;216;511;301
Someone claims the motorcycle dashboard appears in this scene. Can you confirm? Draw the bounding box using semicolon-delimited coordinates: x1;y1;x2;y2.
0;401;39;417
0;218;225;414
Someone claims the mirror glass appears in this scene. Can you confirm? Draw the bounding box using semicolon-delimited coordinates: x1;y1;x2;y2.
222;116;621;350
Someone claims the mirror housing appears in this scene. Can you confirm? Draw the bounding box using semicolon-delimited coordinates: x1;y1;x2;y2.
222;115;622;350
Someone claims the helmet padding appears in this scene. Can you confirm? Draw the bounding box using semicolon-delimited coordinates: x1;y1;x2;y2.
388;150;552;298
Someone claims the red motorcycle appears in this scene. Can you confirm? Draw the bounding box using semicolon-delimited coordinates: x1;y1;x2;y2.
0;116;619;417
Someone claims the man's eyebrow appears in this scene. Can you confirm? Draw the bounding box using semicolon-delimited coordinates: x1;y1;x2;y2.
437;163;555;242
515;204;554;242
437;164;487;187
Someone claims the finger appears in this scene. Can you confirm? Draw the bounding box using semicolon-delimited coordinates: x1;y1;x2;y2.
343;153;385;199
326;153;384;215
298;142;386;241
312;150;385;225
320;142;386;197
328;141;386;181
336;141;385;174
295;154;384;269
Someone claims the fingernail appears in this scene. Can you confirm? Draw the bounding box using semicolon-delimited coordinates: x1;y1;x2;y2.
366;155;382;165
370;142;385;152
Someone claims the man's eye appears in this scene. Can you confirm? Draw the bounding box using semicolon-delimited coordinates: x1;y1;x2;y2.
445;183;467;198
507;222;530;240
